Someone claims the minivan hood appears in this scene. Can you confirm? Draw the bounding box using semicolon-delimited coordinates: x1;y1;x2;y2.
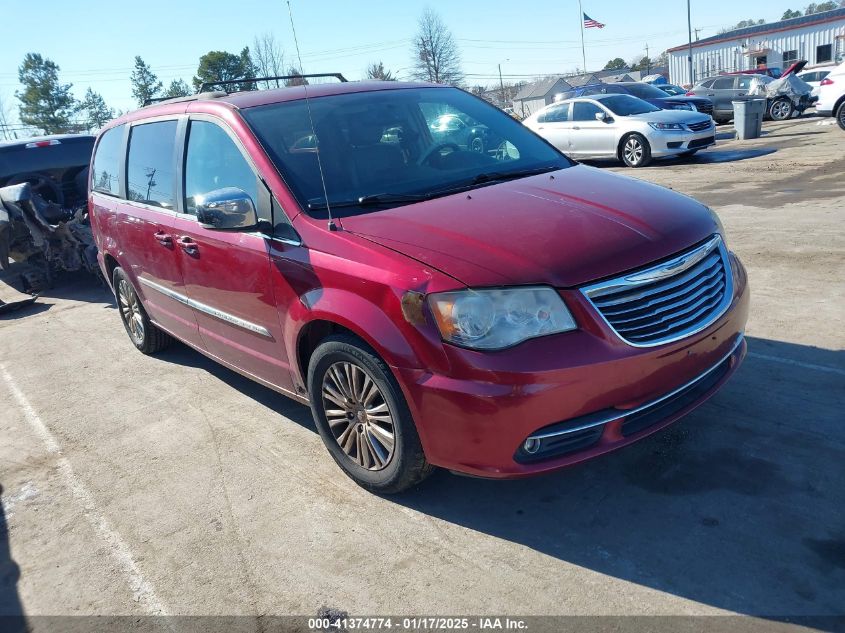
341;165;720;288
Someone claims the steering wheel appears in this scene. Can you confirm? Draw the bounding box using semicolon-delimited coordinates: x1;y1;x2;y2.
417;142;461;166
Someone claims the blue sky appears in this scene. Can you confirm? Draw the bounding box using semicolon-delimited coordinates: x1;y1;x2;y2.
0;0;804;121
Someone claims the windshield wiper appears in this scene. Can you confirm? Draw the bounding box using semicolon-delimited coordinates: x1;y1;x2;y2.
470;165;560;185
307;192;432;211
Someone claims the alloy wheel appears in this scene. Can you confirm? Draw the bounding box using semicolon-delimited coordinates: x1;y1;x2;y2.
771;100;790;120
624;137;644;165
118;279;145;344
470;137;484;153
321;361;396;471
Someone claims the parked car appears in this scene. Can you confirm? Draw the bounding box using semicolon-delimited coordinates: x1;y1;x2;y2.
0;134;99;288
558;82;714;117
799;65;838;99
89;80;748;493
0;134;94;207
428;112;504;155
656;84;688;96
524;94;715;167
688;61;812;123
815;60;845;130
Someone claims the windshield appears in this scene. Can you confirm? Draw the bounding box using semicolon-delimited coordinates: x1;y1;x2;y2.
660;84;686;96
600;95;661;116
622;83;671;99
242;87;572;217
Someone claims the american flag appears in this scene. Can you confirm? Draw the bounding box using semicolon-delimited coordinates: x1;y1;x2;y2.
583;13;605;29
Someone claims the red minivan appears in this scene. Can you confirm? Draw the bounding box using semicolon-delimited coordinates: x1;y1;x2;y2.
89;80;749;493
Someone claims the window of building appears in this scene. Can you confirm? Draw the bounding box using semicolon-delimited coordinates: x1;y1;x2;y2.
816;44;833;63
783;50;798;64
126;121;178;209
91;125;124;196
755;55;768;67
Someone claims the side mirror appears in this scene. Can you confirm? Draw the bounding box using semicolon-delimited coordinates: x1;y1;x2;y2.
595;112;607;122
195;187;258;230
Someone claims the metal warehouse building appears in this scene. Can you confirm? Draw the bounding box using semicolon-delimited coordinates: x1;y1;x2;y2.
667;8;845;86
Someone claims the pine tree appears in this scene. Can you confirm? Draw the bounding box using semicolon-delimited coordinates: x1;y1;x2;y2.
16;53;78;134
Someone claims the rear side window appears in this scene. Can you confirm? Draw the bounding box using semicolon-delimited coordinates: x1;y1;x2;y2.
126;120;178;209
712;77;735;90
538;104;569;123
91;125;124;196
184;120;259;215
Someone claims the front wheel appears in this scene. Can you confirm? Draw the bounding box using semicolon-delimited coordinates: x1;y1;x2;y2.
620;133;652;168
769;98;794;121
308;334;433;494
836;102;845;131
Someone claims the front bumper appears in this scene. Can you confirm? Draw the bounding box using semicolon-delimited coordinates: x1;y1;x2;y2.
651;127;716;157
395;252;749;478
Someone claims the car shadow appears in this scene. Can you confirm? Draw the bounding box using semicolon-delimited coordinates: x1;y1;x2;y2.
154;342;316;432
691;148;778;163
382;336;845;617
0;485;26;631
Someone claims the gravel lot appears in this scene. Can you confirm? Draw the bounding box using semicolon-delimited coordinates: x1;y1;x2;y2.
1;116;843;625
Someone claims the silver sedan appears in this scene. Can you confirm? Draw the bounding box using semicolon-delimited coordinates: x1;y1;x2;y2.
523;94;715;167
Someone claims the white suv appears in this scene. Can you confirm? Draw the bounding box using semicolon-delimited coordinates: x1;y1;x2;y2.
816;60;845;130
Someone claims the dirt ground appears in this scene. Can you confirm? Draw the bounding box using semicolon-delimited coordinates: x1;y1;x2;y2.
1;116;843;626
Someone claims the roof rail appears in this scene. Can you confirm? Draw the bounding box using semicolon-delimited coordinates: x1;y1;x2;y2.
198;73;348;93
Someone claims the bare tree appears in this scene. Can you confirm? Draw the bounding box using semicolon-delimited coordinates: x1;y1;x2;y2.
252;32;285;88
411;8;463;86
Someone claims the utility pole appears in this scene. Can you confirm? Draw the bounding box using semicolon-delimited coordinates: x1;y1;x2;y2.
498;59;510;106
645;43;651;74
687;0;694;86
694;28;702;41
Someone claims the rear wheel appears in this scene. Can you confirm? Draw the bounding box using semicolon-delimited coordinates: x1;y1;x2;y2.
113;267;172;354
620;133;652;168
308;334;433;494
769;98;794;121
836;101;845;131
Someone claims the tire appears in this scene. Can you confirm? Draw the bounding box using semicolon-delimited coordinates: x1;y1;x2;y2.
112;267;173;354
620;133;652;168
836;101;845;131
714;118;731;125
769;98;794;121
307;334;433;494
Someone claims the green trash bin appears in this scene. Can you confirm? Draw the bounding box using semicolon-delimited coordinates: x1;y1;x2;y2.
733;98;766;139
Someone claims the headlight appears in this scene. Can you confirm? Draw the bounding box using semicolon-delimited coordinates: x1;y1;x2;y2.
670;103;694;111
648;122;685;130
428;287;576;350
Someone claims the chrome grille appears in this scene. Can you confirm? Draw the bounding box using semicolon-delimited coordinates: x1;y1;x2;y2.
582;235;732;347
687;120;713;132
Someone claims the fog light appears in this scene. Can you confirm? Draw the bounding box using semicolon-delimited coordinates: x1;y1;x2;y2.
523;438;541;454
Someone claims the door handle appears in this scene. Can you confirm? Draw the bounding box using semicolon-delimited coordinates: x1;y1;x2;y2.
707;93;715;96
177;236;198;255
154;231;172;246
573;126;581;130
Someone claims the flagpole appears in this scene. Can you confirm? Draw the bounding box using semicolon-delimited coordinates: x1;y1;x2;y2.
578;0;587;73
